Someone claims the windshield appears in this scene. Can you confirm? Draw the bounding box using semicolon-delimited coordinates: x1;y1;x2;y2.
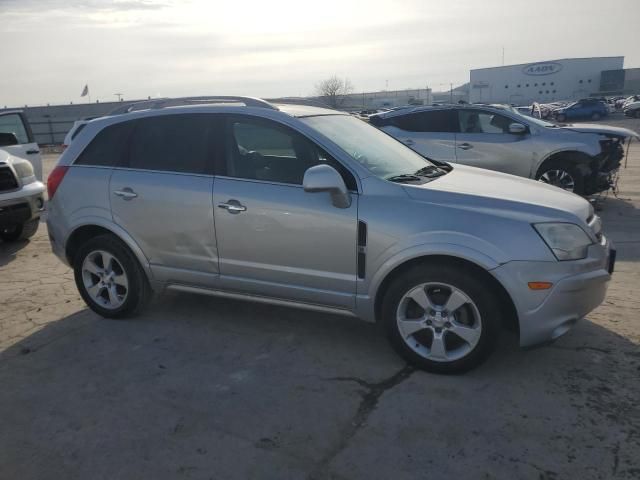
506;105;557;128
301;114;436;179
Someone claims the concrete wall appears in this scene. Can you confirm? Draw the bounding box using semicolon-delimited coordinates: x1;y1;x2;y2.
469;57;624;105
0;100;142;145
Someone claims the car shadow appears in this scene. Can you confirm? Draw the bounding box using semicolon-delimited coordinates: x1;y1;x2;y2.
595;192;640;262
0;292;638;478
0;238;31;267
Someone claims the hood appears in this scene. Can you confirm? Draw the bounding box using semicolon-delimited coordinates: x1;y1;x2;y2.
560;123;639;139
403;164;591;223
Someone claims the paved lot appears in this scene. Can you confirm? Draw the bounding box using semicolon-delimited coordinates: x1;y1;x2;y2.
1;127;640;479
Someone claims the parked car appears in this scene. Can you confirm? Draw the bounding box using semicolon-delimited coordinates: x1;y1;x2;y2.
623;100;640;118
0;110;43;181
47;96;615;374
369;104;636;195
0;134;45;241
553;99;609;122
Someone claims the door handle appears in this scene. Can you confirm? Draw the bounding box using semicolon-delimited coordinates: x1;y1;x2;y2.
457;143;473;150
403;139;415;146
113;188;138;200
218;200;246;214
26;149;40;155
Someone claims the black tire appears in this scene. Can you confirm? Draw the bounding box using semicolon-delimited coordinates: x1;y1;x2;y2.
73;234;151;318
0;218;39;242
556;114;566;122
536;159;585;195
381;263;501;374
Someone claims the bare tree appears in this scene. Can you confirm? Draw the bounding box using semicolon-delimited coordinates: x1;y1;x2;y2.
315;76;354;108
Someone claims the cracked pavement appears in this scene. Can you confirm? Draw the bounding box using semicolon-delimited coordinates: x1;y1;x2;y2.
1;136;639;479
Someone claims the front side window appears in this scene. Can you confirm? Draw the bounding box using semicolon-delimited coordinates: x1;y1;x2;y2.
226;118;356;188
391;110;455;133
301;114;436;180
127;114;213;174
458;110;513;134
0;114;29;144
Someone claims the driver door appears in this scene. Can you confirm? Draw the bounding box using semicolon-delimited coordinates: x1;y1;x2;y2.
212;115;359;309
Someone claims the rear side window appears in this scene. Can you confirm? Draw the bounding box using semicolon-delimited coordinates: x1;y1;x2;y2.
391;110;456;132
127;115;214;174
75;121;132;167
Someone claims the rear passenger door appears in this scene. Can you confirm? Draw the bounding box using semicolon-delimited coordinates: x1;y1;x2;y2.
110;114;221;286
380;110;457;162
0;112;43;181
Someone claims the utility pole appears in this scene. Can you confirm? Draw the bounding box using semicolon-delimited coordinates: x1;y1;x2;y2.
450;83;453;103
114;93;123;102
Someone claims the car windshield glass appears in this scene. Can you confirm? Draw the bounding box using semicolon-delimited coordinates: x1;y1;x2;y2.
301;114;436;179
507;106;557;128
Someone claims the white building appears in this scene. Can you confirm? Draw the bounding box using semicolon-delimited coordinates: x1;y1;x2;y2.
469;57;624;105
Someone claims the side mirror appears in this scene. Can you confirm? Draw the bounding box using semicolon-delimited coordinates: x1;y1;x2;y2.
303;164;351;209
0;132;19;147
508;123;527;134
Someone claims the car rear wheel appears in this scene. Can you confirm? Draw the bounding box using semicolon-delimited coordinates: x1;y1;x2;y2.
536;160;584;195
381;264;500;374
0;219;39;242
73;234;151;318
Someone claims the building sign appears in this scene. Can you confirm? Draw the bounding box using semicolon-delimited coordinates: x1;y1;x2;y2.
522;61;563;76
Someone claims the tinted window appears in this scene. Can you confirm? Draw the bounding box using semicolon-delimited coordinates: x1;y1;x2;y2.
75;121;132;166
391;110;455;132
128;115;213;174
0;113;29;144
226;117;356;189
458;110;514;134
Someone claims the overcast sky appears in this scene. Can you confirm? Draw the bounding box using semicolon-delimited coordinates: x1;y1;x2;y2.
1;0;639;106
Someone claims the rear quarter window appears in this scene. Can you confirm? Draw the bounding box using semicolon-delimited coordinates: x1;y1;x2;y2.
75;122;133;167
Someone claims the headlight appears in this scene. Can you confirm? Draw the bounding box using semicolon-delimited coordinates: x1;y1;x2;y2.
533;223;593;261
12;161;35;184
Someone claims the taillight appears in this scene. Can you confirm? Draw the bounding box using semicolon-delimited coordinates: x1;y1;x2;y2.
47;165;69;199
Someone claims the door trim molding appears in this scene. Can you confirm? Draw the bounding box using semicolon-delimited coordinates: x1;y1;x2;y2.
166;283;358;317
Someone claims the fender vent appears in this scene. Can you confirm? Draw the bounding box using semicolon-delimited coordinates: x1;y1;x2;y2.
357;221;367;279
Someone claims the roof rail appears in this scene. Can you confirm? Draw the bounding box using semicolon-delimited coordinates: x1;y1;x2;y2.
268;97;335;109
107;96;278;115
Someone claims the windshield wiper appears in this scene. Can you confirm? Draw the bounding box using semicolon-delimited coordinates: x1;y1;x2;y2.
415;165;446;177
386;174;423;183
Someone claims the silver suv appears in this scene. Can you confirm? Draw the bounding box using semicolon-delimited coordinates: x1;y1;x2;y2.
46;97;615;373
370;104;637;195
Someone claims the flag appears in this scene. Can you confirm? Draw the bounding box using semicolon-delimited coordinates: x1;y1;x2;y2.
81;85;89;97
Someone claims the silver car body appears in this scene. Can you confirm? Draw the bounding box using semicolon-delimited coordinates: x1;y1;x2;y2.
371;104;636;191
47;103;613;348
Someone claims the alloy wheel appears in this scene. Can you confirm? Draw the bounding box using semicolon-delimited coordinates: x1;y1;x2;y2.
81;250;129;309
539;169;575;192
396;283;482;362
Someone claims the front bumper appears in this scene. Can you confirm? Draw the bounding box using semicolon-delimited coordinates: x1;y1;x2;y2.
0;182;45;228
491;238;613;347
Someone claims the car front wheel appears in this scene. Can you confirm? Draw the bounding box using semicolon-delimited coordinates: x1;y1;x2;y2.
0;219;39;242
381;264;500;374
73;234;151;318
536;160;584;195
